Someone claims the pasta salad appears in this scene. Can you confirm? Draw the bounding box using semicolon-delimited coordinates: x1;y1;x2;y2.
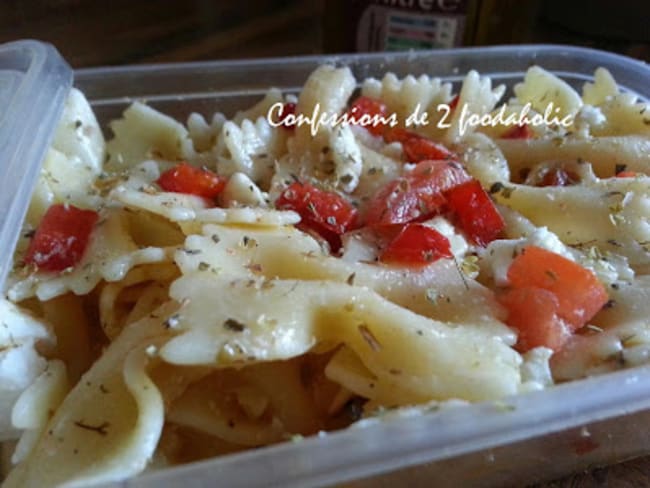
1;63;650;487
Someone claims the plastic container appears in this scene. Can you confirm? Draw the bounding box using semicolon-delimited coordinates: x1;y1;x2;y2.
4;41;650;486
0;40;72;286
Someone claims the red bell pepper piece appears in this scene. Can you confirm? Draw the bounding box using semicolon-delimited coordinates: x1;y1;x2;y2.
156;163;226;199
347;96;390;136
25;204;99;272
379;223;452;266
384;128;455;163
277;102;297;130
445;179;505;246
365;160;471;226
275;182;358;252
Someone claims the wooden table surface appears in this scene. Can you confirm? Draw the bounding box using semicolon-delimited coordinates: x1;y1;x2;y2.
5;1;650;486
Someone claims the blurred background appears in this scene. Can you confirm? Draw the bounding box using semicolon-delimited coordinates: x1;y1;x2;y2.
3;0;650;68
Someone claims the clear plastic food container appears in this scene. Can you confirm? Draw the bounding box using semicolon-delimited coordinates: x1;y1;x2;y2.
3;40;650;487
0;40;71;286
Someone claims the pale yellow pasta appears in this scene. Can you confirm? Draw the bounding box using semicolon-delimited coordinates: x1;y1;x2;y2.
185;112;226;154
11;360;68;464
214;117;287;187
325;346;418;406
161;273;521;403
491;175;650;268
445;70;505;142
292;65;356;154
582;67;619;105
456;131;510;186
2;304;176;488
40;294;93;384
99;264;179;341
167;376;286;447
106;102;195;170
513;66;583;120
591;94;650;137
329;125;364;193
495;135;650;178
0;300;53;442
219;172;268;208
361;72;453;140
352;144;401;202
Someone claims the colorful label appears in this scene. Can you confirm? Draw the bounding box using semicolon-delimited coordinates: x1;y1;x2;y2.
355;1;467;51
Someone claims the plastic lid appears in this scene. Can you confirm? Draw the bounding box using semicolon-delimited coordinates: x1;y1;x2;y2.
0;40;72;285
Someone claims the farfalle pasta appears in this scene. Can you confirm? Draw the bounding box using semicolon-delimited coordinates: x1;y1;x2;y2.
1;63;649;487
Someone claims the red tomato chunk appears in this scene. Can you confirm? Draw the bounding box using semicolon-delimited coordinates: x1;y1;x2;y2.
276;182;358;252
498;246;609;352
403;137;455;164
25;204;99;272
365;160;471;226
347;96;389;136
445;180;505;246
380;223;452;266
156;163;226;199
277;102;297;130
497;286;570;352
507;246;608;329
384;128;455;163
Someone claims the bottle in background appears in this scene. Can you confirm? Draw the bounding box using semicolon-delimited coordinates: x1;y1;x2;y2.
323;0;480;52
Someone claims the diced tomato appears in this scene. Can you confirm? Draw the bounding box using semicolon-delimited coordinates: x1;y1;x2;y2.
156;163;226;199
347;96;389;136
445;179;505;246
448;95;460;111
383;127;417;145
402;137;455;163
25;204;99;273
507;246;608;329
276;102;297;130
497;286;570;352
365;160;471;226
367;223;404;243
384;128;455;163
275;182;358;252
616;171;638;178
499;246;609;351
379;223;452;267
501;123;534;139
538;168;579;187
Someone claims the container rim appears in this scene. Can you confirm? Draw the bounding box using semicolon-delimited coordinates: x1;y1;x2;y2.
0;39;72;286
75;43;649;77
